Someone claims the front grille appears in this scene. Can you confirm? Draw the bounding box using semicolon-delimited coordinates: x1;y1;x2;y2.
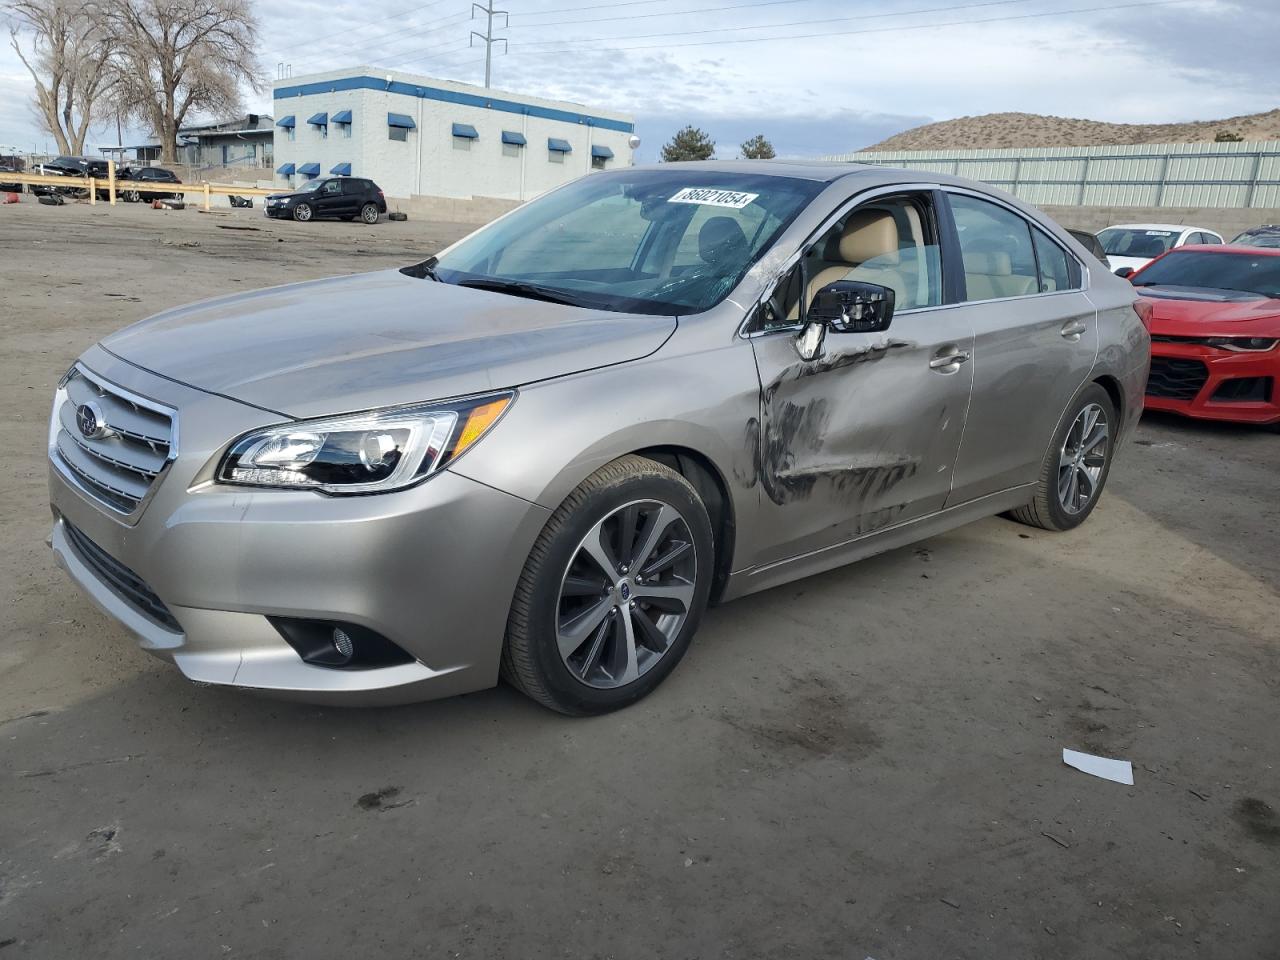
63;522;181;631
51;366;176;517
1146;357;1209;400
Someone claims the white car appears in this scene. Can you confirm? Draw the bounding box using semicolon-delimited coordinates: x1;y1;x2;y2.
1097;223;1224;275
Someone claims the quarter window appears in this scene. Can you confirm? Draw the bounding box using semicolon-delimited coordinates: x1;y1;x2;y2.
950;194;1040;301
1031;229;1076;292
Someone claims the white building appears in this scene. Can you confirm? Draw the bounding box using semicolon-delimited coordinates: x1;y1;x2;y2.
271;67;636;201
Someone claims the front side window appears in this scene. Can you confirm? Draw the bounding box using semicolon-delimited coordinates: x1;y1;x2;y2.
432;171;823;315
950;194;1039;301
321;180;341;196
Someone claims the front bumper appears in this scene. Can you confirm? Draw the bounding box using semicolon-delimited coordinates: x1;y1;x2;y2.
48;346;550;705
1146;341;1280;424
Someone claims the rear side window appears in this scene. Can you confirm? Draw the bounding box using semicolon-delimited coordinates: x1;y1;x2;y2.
1031;230;1077;292
950;194;1039;301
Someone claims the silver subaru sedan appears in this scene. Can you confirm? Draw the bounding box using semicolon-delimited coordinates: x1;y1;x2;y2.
47;162;1148;714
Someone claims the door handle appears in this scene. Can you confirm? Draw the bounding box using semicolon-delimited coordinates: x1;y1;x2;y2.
1061;319;1088;341
929;351;970;370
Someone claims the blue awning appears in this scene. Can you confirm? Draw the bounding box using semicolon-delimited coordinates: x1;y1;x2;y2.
387;112;416;129
276;115;295;129
501;130;526;146
591;145;614;159
330;162;351;176
452;123;479;139
297;162;320;176
276;162;295;175
548;137;572;153
307;112;328;126
331;109;352;124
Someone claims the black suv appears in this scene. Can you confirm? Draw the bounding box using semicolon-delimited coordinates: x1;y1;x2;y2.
1232;225;1280;249
264;176;387;223
117;166;183;202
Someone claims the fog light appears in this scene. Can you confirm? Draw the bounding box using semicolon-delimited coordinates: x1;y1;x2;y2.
333;627;354;659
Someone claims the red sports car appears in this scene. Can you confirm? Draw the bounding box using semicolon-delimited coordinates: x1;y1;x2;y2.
1129;244;1280;425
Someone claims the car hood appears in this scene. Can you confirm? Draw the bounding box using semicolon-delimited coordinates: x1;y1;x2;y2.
1140;290;1280;336
101;270;678;418
266;190;311;201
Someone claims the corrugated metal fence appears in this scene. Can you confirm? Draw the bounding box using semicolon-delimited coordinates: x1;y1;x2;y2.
823;141;1280;208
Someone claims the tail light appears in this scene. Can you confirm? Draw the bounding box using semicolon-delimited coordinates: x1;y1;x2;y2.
1132;299;1153;331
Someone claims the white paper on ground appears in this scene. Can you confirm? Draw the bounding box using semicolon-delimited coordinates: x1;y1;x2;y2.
1063;748;1134;785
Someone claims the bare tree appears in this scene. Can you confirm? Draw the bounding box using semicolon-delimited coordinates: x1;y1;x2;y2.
105;0;261;162
5;0;116;154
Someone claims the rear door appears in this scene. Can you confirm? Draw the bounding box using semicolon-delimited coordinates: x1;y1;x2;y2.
746;187;975;565
342;178;369;215
942;190;1098;505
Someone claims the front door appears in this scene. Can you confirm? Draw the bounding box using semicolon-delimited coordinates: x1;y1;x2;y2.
315;178;344;216
746;190;975;567
941;191;1099;504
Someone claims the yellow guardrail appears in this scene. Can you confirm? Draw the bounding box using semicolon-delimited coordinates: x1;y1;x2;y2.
3;163;276;210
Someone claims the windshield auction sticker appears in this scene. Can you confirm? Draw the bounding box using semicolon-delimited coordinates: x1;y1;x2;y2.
668;187;759;209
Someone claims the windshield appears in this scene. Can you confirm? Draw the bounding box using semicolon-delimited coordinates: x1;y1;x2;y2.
1233;229;1280;249
1133;250;1280;298
1098;228;1179;258
432;170;824;315
296;179;322;192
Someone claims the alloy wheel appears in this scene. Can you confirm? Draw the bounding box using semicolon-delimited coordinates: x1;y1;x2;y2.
556;499;698;689
362;204;378;224
1058;403;1109;515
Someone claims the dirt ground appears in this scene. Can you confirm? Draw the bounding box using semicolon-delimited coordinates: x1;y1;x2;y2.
1;199;1277;959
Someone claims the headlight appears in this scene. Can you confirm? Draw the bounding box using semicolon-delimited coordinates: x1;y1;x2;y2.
217;393;512;494
1204;336;1278;352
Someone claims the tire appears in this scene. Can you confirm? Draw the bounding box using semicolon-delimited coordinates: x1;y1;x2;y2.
293;202;312;222
360;203;380;224
125;190;141;203
502;455;714;715
1010;382;1117;532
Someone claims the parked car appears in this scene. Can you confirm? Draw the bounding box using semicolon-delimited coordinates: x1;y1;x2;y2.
116;166;183;202
1127;244;1280;426
0;160;23;193
1231;224;1280;249
31;155;110;198
47;163;1147;714
264;176;386;223
1098;223;1224;276
1067;228;1111;271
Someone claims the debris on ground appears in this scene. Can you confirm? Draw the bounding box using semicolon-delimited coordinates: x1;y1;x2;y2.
3;192;19;204
388;211;408;221
1041;830;1071;849
1063;748;1135;785
228;195;254;208
153;198;185;210
38;195;64;206
216;224;260;232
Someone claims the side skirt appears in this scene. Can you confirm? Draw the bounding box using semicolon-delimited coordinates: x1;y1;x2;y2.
721;484;1036;601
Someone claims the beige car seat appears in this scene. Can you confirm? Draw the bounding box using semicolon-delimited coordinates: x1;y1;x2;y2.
961;250;1037;299
806;210;907;304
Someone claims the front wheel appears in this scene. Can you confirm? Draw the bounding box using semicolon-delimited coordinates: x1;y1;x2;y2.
124;190;141;203
1010;383;1117;531
360;203;380;224
502;455;714;715
292;202;312;222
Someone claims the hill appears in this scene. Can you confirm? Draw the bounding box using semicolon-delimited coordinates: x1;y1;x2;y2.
863;108;1280;151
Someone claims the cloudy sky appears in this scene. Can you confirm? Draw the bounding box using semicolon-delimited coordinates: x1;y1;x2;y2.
2;0;1278;159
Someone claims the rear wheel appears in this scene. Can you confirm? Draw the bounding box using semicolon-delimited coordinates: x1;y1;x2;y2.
502;455;714;715
361;203;380;224
1010;383;1116;531
293;202;312;222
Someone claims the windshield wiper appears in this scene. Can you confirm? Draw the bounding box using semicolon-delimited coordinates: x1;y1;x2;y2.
401;257;443;282
457;277;586;307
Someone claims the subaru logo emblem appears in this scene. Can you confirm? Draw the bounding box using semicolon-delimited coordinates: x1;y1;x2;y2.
619;582;632;602
76;401;107;440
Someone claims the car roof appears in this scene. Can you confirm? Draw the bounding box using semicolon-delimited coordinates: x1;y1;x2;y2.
1102;223;1205;233
625;159;1034;192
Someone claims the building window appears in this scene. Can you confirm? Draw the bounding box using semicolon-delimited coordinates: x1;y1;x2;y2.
389;126;408;142
453;137;471;152
549;151;564;164
502;143;521;159
592;155;607;170
339;124;351;139
287;127;295;142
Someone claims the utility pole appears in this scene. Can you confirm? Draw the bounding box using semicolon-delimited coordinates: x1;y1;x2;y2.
470;1;508;88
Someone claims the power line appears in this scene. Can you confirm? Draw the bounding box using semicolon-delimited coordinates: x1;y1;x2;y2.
510;0;866;28
286;0;457;48
511;0;1043;39
501;0;1199;54
331;9;471;62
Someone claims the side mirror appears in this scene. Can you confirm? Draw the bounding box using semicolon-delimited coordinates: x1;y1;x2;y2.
795;281;895;362
1114;266;1135;279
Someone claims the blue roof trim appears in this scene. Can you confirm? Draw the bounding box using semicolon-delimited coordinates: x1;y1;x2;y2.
276;115;295;129
331;109;352;124
548;137;572;153
276;162;295;175
501;130;526;146
387;112;416;129
591;145;614;159
330;162;352;175
452;122;479;139
297;162;320;176
274;76;634;134
307;112;328;126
